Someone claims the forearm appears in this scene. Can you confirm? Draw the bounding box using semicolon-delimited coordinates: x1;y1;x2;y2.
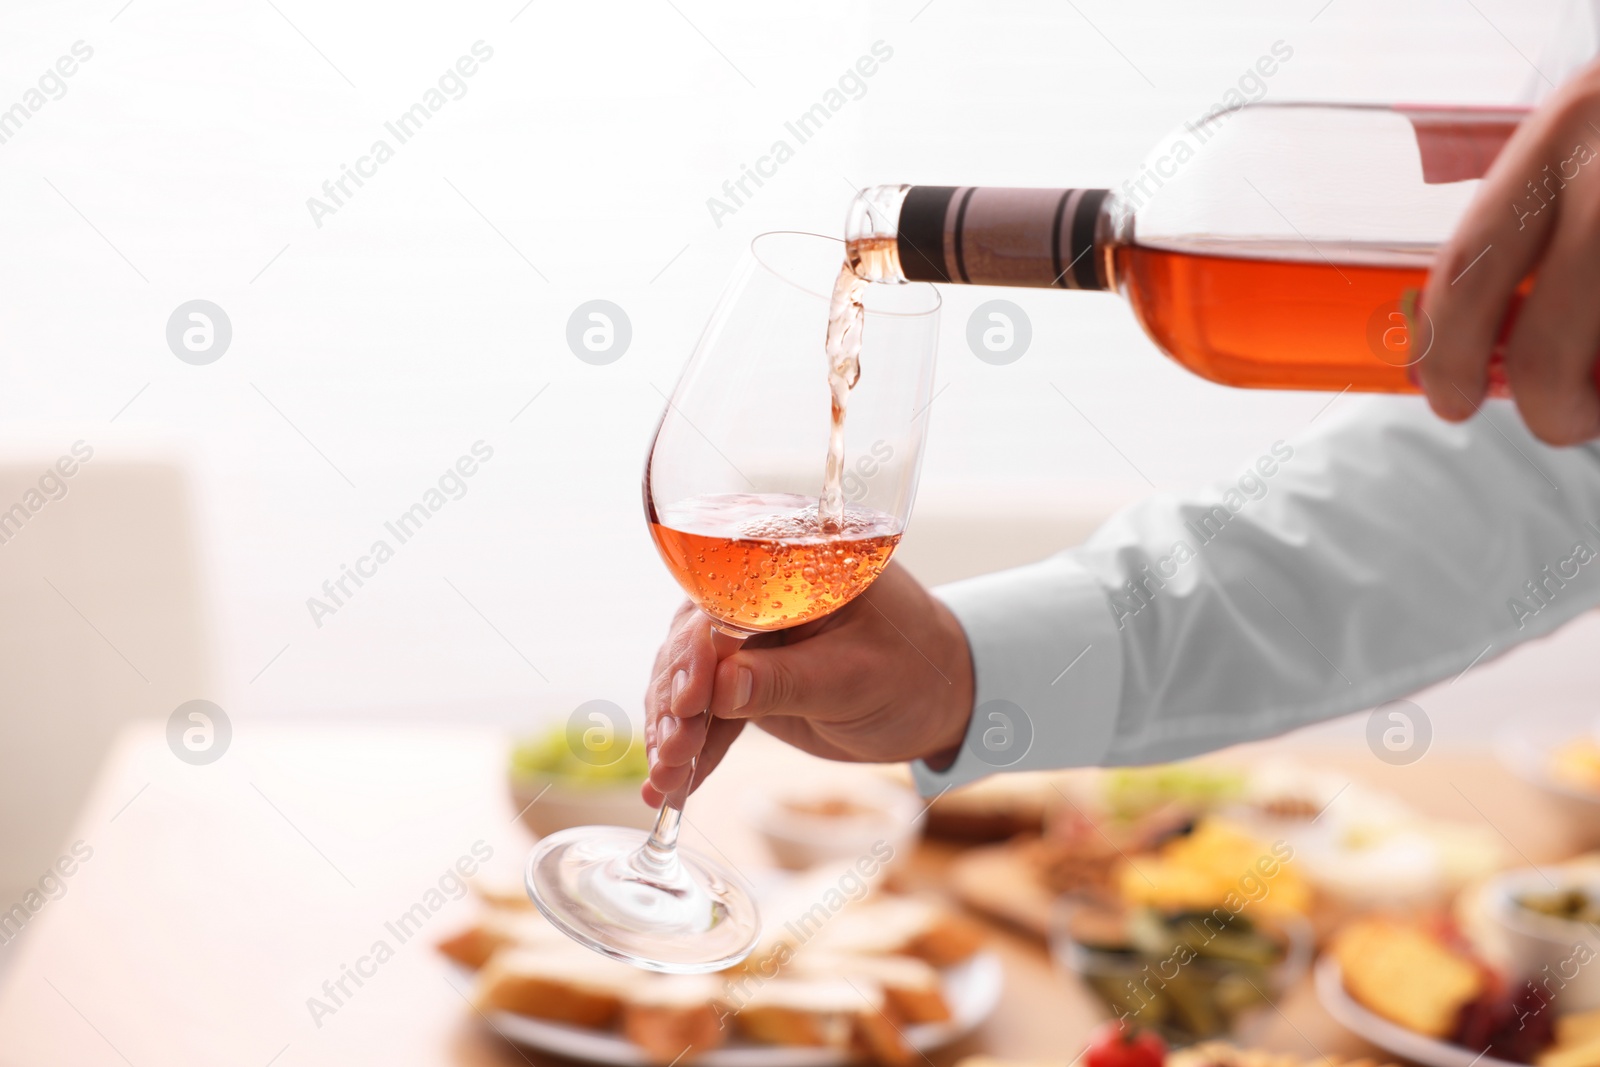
914;397;1600;791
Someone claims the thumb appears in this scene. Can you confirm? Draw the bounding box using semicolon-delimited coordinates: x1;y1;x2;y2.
708;637;865;721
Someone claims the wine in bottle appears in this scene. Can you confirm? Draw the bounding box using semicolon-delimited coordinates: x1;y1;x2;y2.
844;103;1557;394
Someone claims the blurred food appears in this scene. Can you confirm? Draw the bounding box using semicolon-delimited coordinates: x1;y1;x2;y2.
947;843;1059;934
1032;805;1196;899
752;776;923;871
1329;914;1559;1063
465;871;536;911
437;906;565;967
950;758;1504;939
1164;1042;1399;1067
475;944;644;1028
960;1043;1401;1067
1479;865;1600;1015
1550;739;1600;796
1331;917;1484;1039
733;976;909;1067
905;768;1080;841
1100;766;1250;821
1083;1021;1166;1067
623;977;729;1063
1055;901;1309;1044
1539;1007;1600;1067
1211;761;1503;914
510;725;648;782
1498;729;1600;852
1119;820;1309;918
1457;985;1558;1066
799;895;988;967
441;873;991;1065
1519;888;1600;924
508;726;656;837
789;953;950;1023
786;797;880;817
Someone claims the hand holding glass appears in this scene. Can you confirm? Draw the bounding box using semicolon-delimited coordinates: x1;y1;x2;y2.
525;232;940;972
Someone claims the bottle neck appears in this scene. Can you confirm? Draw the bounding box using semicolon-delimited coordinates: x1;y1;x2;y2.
846;184;1120;292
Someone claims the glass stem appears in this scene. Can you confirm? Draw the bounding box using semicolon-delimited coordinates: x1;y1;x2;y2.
645;787;684;856
639;712;703;872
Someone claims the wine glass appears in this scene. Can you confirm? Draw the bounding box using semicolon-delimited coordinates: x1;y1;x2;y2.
526;231;941;973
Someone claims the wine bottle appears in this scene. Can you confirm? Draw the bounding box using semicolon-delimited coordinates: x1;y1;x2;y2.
844;103;1551;394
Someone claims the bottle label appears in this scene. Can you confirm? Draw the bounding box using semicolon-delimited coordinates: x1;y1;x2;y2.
897;186;1110;290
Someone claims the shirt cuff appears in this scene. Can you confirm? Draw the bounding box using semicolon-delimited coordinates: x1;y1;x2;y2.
910;553;1124;795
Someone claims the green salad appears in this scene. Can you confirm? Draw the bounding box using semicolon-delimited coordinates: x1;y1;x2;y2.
510;723;648;784
1101;765;1250;820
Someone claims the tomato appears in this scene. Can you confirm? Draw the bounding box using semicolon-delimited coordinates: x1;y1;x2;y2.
1084;1021;1166;1067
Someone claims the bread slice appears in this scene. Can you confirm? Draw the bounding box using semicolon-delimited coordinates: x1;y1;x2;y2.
1537;1046;1600;1067
621;976;728;1064
437;908;566;969
473;945;643;1027
791;952;950;1023
730;976;859;1048
730;976;911;1064
1539;1008;1600;1067
956;1058;1062;1067
909;909;987;967
1332;919;1483;1039
806;897;984;966
1555;1008;1600;1048
469;873;536;910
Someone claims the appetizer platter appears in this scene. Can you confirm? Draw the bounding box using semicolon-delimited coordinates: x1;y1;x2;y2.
440;884;1000;1065
469;724;1600;1065
948;760;1503;940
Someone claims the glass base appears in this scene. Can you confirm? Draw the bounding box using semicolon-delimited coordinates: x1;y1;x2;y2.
525;825;762;974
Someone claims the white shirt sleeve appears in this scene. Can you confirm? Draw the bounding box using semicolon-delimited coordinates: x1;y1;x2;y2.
912;397;1600;792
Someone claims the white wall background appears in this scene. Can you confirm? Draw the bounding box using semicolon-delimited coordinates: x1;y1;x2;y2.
0;0;1589;739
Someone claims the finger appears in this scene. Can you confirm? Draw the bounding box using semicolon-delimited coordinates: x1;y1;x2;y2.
646;757;693;800
648;622;747;767
687;717;747;795
1503;194;1600;444
643;603;691;737
642;718;748;807
708;630;878;721
1417;107;1568;418
651;709;710;772
644;608;714;766
664;618;742;719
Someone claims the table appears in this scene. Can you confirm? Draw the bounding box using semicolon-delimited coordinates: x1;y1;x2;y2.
0;723;1581;1067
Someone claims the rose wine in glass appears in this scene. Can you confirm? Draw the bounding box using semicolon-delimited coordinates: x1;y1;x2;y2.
525;232;940;972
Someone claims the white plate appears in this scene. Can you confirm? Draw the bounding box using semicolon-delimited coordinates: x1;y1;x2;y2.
1313;957;1522;1067
457;951;1003;1067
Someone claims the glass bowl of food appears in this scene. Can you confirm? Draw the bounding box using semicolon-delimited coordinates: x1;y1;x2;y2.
1051;899;1313;1046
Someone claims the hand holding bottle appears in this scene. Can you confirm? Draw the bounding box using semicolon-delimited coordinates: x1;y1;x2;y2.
641;562;974;807
1417;58;1600;445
